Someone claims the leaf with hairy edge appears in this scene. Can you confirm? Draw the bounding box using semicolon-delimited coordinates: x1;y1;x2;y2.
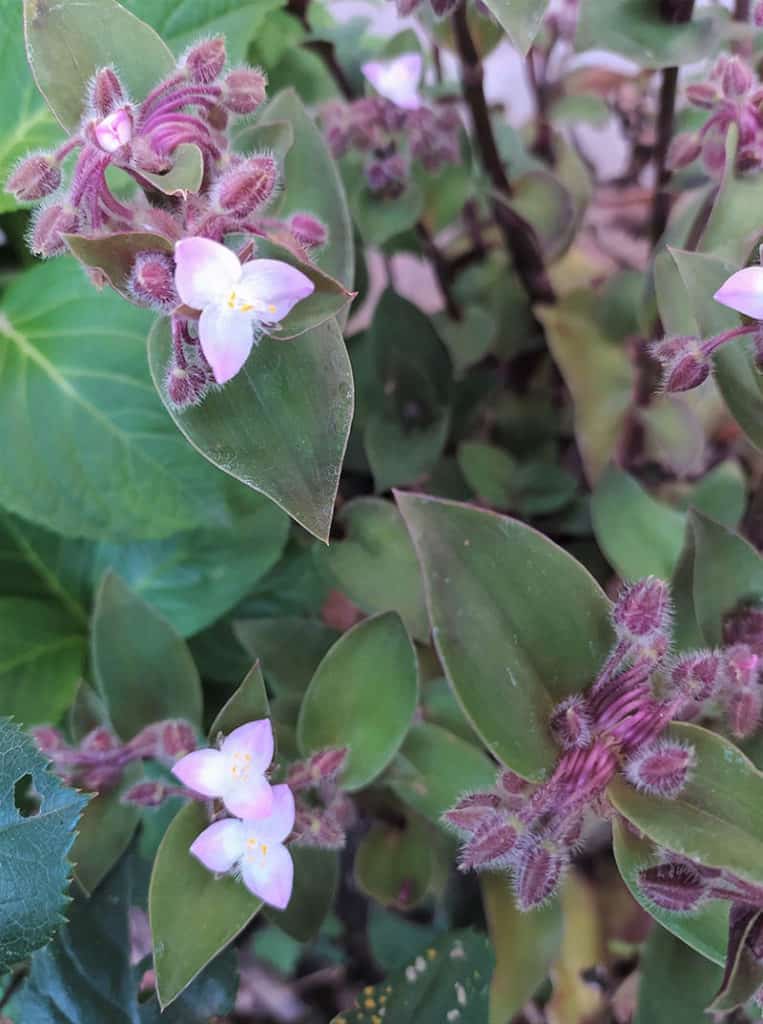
396;493;614;780
23;0;174;131
612;818;729;966
297;613;419;791
150;800;261;1007
610;723;763;888
148;316;354;543
91;572;202;740
0;718;87;972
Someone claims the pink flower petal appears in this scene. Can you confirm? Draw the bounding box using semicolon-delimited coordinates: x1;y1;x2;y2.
238;259;315;324
361;54;422;110
171;748;227;797
190;818;245;873
240;842;294;909
254;784;295;844
95;109;132;152
174;237;242;310
221;720;274;772
199;302;257;383
714;266;763;320
223;772;274;820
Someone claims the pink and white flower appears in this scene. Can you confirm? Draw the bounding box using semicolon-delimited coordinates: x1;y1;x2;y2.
171;719;275;820
714;265;763;321
190;784;295;909
361;54;423;111
94;108;132;153
174;237;315;384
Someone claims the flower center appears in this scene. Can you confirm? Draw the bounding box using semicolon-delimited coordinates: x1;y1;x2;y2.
245;836;269;861
229;750;252;779
226;289;276;316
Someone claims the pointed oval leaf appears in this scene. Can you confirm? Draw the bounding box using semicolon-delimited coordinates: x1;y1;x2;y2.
297;612;419;791
148;316;353;543
396;493;614;780
209;660;270;740
235;617;339;696
24;0;175;131
609;723;763;888
149;801;261;1008
91;571;202;739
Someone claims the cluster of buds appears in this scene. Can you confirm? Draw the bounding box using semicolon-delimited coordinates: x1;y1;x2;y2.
6;38;325;400
287;747;356;849
668;56;763;176
444;577;703;910
31;718;196;793
322;54;460;198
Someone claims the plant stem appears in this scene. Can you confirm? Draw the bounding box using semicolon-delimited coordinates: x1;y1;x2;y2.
451;3;555;305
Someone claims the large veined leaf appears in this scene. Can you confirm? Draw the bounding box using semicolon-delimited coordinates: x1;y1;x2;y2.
0;717;87;972
23;0;174;131
396;493;614;780
610;723;763;888
0;0;61;215
0;258;256;542
297;612;419;790
148;317;354;543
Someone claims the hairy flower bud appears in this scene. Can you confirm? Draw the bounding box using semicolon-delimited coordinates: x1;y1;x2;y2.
122;780;172;807
613;577;672;641
90;67;125;117
159;719;197;760
30;725;68;756
222;67;267;114
287;747;349;790
670;651;722;703
166;363;210;409
624;738;695;798
727;685;763;740
6;154;61;201
183;37;226;84
637;860;708;913
650;335;710;393
30;203;79;257
80;725;119;754
443;792;501;834
549;694;593;750
288;212;328;249
685;83;718;109
722;57;753;99
458;812;521;871
216;154;278;214
129;251;177;309
725;643;760;690
724;604;763;654
513;836;568;910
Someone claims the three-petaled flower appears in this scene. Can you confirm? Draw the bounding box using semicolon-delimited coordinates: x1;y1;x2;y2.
174;237;315;384
361;54;423;111
190;783;295;909
714;262;763;320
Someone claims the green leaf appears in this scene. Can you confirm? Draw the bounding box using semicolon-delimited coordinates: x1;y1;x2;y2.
480;0;548;54
0;717;87;972
297;612;419;791
133;143;204;197
351;181;424;246
0;0;61;215
458;442;577;517
634;925;724;1024
70;768;141;897
0;598;84;725
709;908;763;1014
576;0;721;68
609;723;763;888
150;800;261;1007
330;929;494;1024
434;306;496;377
63;232;174;302
386;722;495;827
266;846;338;941
91;572;202;740
233;119;295;164
365;291;452;492
0;258;253;542
612;818;729;966
591;466;685;581
209;660;270;740
23;0;174;131
396;493;613;780
235;617;339;695
148;316;354;543
355;817;433;911
139;948;238;1024
315;497;429;643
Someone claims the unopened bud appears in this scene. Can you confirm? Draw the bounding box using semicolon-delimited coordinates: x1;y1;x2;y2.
130;251;177;309
94;108;132;153
613;577;672;641
638;860;708;913
624;739;695;798
6;153;61;201
366;153;407;196
666;132;702;171
685;82;718;109
722;57;753;99
651;335;710;393
91;67;125;117
222;67;267;114
724;604;763;654
287;747;348;790
80;726;119;754
183;37;226;84
726;643;760;688
160;720;197;759
670;651;722;703
289;212;328;249
122;780;172;808
513;835;568;910
727;685;763;740
443;792;501;834
30;726;68;755
166;363;210;408
216;154;278;215
293;807;347;849
458;812;521;871
549;694;593;750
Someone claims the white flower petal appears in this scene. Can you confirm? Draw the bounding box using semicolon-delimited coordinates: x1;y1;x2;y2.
221;720;274;772
171;749;227;797
238;259;315;324
361;54;422;110
190;818;245;873
199;302;256;383
250;784;295;844
240;842;294;910
223;772;274;820
714;266;763;320
174;237;242;310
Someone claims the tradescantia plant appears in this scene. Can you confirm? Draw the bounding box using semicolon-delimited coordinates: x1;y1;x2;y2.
10;0;763;1020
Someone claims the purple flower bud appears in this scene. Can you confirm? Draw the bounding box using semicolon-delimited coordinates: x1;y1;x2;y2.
159;719;197;759
612;577;672;641
725;643;760;690
122;780;172;807
666;132;702;171
287;747;349;790
94;108;132;153
727;685;763;740
513;835;568;910
686;83;719;109
637;860;708;913
30;725;68;755
222;67;268;114
166;363;210;408
724;604;763;655
292;807;347;849
624;738;695;798
669;651;722;703
6;154;61;201
722;57;753;99
496;769;529;798
443;792;501;834
129;251;177;310
90;67;125;117
80;725;119;754
215;155;278;215
458;812;521;871
183;37;227;84
650;335;710;393
288;212;328;249
549;694;593;750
